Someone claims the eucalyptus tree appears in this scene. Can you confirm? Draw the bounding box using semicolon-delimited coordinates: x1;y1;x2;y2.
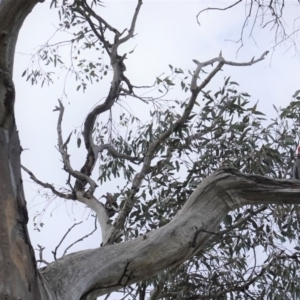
1;0;300;299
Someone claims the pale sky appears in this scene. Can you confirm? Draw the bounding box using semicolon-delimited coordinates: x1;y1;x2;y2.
13;0;300;265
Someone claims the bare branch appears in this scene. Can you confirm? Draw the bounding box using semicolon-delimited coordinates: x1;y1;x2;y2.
198;1;300;54
63;216;98;256
196;0;243;25
105;51;268;245
223;50;269;66
119;0;143;45
55;100;98;195
21;165;74;200
52;221;83;260
36;244;49;266
191;50;269;90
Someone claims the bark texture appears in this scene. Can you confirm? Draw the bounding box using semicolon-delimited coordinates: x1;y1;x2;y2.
0;0;52;299
41;168;300;300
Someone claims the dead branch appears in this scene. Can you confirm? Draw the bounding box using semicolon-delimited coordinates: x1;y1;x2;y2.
196;0;243;25
191;50;269;91
52;221;83;260
197;1;300;55
76;191;112;242
21;165;74;200
55;100;98;195
63;216;98;256
118;0;143;45
36;244;49;266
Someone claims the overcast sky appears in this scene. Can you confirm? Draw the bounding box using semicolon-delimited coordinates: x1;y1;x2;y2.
13;0;300;265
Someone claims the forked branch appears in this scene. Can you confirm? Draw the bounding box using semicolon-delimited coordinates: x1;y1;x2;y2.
21;165;74;200
104;51;269;245
73;0;143;193
55;100;98;195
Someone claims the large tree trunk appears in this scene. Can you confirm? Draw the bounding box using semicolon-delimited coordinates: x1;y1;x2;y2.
0;127;44;299
40;169;300;299
0;0;52;299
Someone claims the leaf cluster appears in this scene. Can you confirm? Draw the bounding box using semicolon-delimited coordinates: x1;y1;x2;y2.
95;75;300;298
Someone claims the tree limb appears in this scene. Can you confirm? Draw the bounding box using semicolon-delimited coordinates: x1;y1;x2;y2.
105;51;268;245
41;167;300;299
93;143;142;163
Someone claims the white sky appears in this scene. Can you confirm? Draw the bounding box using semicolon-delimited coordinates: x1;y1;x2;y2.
13;0;300;265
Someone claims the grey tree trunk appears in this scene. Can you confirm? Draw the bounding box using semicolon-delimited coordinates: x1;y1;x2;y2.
0;0;51;298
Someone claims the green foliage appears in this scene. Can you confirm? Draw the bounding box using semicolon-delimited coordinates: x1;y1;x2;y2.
95;75;300;298
22;0;110;90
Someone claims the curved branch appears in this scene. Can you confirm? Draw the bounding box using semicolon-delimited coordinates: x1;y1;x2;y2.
0;0;45;72
73;1;143;193
196;0;243;25
41;167;300;300
76;191;112;242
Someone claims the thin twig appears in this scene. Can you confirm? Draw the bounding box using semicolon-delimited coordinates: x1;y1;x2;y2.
52;221;83;260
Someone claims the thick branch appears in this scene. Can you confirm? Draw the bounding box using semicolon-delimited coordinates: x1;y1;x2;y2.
41;168;300;300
